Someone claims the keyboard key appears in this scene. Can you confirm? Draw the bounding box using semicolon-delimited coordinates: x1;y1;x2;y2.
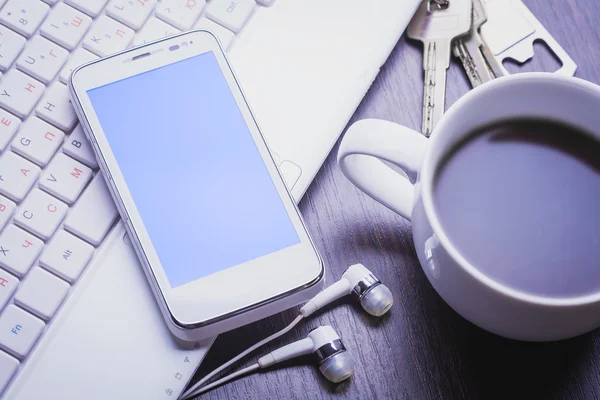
15;267;70;320
194;18;234;49
65;173;119;246
131;17;181;47
65;0;108;17
206;0;255;33
35;82;78;132
14;189;68;240
40;153;92;204
62;124;98;169
0;305;44;358
0;269;18;310
0;225;43;276
11;117;64;166
106;0;157;30
0;195;16;231
0;0;50;38
83;15;134;57
59;48;99;85
156;0;206;31
40;230;94;282
0;109;20;152
16;35;69;84
0;350;19;393
0;25;26;71
0;152;40;202
40;3;92;50
0;70;45;118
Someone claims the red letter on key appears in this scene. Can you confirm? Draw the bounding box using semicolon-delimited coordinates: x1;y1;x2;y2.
116;30;126;39
47;204;57;213
72;16;83;27
45;132;55;141
0;278;7;287
0;204;4;212
71;168;83;179
21;169;30;176
25;83;35;93
0;118;10;127
186;0;196;9
22;240;33;248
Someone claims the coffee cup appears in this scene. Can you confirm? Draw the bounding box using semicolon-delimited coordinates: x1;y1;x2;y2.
337;73;600;341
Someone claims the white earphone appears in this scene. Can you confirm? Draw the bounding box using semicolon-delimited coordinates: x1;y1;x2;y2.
258;325;354;383
181;264;392;399
301;263;394;318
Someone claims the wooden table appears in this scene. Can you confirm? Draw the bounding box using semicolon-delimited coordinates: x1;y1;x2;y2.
193;1;600;398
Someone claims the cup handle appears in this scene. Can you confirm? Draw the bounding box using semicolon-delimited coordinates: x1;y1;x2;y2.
337;119;428;221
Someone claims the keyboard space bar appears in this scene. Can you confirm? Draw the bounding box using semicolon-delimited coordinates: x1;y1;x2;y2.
5;222;213;399
64;173;119;246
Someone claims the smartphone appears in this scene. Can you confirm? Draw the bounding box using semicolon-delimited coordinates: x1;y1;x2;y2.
69;30;324;341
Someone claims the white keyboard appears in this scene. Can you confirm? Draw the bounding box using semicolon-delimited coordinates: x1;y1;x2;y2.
0;0;269;395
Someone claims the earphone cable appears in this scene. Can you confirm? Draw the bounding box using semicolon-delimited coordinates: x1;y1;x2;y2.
189;363;261;396
181;314;304;399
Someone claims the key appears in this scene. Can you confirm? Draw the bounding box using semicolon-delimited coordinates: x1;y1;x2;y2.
59;48;99;85
83;15;135;57
40;230;94;282
106;0;157;30
16;36;69;84
35;82;78;132
39;153;92;204
40;3;92;51
64;173;119;246
256;0;275;6
11;117;64;166
0;25;26;71
194;18;234;50
205;0;255;33
452;0;497;87
0;350;18;393
15;267;70;320
131;17;181;47
62;124;98;169
0;269;18;310
0;0;50;38
64;0;108;17
0;152;41;202
0;70;45;119
408;0;472;137
0;225;43;276
0;195;16;231
156;0;206;31
0;305;45;359
14;189;68;240
0;110;20;152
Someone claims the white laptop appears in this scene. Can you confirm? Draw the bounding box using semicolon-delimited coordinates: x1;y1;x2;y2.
0;0;420;398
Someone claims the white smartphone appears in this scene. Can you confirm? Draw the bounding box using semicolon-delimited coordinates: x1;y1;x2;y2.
69;30;324;341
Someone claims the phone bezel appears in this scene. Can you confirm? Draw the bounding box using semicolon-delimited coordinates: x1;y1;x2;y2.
69;30;323;329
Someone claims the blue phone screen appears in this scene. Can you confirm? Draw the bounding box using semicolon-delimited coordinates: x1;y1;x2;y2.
87;51;300;287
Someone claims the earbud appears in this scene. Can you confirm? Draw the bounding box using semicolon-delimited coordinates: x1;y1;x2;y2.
257;325;354;383
300;264;394;318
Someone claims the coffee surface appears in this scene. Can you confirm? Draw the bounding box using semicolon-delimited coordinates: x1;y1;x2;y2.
434;119;600;298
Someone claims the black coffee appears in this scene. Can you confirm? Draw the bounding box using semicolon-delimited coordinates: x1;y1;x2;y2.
434;119;600;298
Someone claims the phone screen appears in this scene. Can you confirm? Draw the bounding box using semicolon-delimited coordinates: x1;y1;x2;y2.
87;51;300;288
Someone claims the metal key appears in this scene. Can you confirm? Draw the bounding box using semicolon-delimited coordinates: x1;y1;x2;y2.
452;0;504;87
408;0;472;137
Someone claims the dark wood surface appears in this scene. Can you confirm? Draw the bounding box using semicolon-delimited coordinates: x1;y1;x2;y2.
192;1;600;399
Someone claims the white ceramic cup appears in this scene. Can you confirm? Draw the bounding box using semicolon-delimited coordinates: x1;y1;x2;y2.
338;73;600;341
